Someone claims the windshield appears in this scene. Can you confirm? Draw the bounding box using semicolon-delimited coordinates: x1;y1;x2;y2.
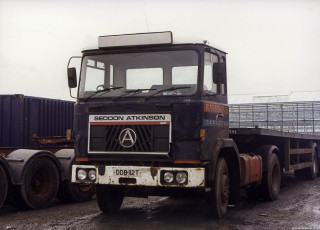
78;50;199;99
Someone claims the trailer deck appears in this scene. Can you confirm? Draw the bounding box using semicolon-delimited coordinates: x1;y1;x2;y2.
230;128;320;172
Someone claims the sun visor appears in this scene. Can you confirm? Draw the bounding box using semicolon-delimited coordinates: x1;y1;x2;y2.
98;31;173;48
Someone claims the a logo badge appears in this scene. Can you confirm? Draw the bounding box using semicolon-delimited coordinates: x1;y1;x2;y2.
119;128;137;148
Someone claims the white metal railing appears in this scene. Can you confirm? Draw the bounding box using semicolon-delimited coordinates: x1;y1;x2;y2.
229;101;320;135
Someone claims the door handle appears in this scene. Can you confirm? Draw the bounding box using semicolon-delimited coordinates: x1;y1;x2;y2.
216;113;224;119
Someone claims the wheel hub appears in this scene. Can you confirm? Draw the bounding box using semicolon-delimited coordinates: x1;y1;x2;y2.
272;164;280;192
31;169;52;198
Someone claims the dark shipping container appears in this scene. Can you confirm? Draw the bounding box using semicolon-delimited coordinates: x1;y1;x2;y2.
0;94;74;148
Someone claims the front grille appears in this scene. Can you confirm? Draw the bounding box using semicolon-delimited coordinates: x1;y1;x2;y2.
89;124;170;153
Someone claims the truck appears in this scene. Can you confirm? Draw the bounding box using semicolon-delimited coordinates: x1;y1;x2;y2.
0;95;95;210
67;31;320;218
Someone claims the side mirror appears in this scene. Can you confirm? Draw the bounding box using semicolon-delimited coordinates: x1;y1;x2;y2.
68;67;77;88
213;63;226;84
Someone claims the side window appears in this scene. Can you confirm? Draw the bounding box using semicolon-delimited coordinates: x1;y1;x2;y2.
204;64;218;93
84;60;105;91
204;53;218;93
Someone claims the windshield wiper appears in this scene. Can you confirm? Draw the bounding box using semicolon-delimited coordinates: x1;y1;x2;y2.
80;86;123;102
145;86;191;100
112;88;156;100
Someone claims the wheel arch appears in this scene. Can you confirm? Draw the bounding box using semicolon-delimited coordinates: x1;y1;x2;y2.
256;145;280;173
6;149;62;185
54;149;75;181
209;138;241;204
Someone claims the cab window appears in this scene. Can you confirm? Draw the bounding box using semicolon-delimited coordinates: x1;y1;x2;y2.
204;52;218;93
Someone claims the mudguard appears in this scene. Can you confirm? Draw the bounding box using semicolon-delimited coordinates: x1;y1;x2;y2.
256;145;279;173
55;149;95;203
207;138;241;205
208;138;241;182
5;149;62;185
54;149;75;181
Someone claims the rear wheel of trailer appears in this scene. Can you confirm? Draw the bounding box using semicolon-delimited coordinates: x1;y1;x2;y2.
306;150;318;180
295;150;318;180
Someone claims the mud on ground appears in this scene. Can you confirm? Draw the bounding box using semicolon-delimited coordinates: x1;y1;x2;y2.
1;172;320;230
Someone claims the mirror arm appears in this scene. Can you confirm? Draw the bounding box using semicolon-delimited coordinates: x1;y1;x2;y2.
69;88;77;99
67;56;81;68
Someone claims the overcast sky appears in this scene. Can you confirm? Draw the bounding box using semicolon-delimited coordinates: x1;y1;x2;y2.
0;0;319;102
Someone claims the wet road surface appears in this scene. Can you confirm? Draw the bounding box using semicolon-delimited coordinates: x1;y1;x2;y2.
1;172;320;230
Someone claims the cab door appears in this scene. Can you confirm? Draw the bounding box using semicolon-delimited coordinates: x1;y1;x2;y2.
201;52;229;160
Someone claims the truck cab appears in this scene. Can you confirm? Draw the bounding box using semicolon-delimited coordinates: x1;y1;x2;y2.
70;32;240;218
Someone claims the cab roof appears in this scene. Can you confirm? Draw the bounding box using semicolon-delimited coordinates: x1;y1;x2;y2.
82;31;227;54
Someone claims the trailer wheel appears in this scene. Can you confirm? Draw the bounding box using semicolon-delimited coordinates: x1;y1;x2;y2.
96;185;124;213
206;158;229;219
0;165;8;209
58;181;95;203
306;153;318;180
20;157;60;209
260;153;281;201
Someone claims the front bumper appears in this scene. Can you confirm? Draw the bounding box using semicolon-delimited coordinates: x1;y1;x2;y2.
72;165;205;188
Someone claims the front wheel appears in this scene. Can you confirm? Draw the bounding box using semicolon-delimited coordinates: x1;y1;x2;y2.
206;158;229;219
96;185;124;213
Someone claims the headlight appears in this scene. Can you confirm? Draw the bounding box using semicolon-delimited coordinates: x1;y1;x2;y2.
88;170;96;181
77;169;87;180
163;172;174;183
176;172;187;184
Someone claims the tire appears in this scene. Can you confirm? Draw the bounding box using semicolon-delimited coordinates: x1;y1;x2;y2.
19;157;60;209
57;181;95;203
259;153;281;201
0;165;8;209
96;185;124;213
305;153;318;180
206;158;229;219
295;151;318;180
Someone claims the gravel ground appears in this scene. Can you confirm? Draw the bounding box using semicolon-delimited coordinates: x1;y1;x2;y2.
1;172;320;230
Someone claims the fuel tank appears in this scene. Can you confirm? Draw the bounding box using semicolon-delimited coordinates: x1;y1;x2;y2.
239;154;263;186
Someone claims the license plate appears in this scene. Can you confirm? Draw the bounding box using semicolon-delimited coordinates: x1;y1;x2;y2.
113;169;141;177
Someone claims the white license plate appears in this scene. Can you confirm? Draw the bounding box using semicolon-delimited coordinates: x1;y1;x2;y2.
113;169;141;177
